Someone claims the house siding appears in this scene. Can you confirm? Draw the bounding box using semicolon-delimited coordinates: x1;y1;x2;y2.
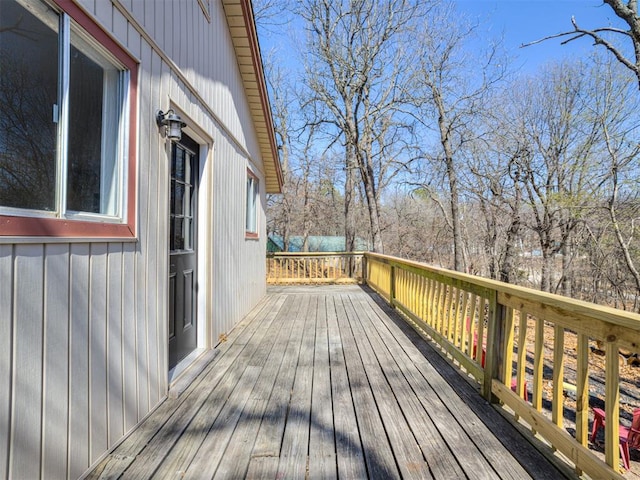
0;0;269;478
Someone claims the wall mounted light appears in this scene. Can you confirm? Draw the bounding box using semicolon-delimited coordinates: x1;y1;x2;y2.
156;109;187;141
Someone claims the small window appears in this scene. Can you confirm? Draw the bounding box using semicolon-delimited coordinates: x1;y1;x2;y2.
0;0;137;237
245;170;259;237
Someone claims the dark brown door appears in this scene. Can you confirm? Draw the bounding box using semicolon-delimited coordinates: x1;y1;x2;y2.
169;135;199;370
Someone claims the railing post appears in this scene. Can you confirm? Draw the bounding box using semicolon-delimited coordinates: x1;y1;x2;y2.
482;291;504;402
361;254;367;283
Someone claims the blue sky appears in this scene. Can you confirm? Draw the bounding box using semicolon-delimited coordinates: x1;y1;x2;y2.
456;0;629;72
259;1;629;77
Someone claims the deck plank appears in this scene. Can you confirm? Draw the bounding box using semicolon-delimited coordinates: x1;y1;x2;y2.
86;294;284;479
276;296;317;479
211;294;301;480
87;285;571;480
245;294;311;478
155;294;293;478
349;292;481;478
334;295;402;479
342;294;433;480
326;295;368;479
121;295;288;479
308;296;338;480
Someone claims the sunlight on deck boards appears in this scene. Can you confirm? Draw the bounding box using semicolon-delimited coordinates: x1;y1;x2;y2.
87;285;573;479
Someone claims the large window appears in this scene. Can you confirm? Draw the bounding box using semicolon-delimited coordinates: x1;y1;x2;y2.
245;169;259;238
0;0;137;237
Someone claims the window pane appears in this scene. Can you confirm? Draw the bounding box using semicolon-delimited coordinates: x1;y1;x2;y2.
245;177;252;231
174;148;184;182
173;217;184;250
67;30;121;215
0;0;58;211
174;183;185;216
246;175;258;233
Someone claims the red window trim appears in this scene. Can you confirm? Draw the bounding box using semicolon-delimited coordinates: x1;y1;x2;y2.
0;0;138;239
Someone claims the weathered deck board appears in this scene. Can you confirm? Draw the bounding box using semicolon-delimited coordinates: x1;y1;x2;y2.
308;296;338;479
335;295;402;479
347;293;467;478
89;285;573;480
326;295;368;479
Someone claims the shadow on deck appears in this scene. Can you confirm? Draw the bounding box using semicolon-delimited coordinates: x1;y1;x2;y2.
88;285;577;479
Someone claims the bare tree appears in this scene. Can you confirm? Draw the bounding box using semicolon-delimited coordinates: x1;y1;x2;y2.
524;0;640;89
593;56;640;307
412;1;506;272
299;0;425;252
465;128;527;283
511;60;608;293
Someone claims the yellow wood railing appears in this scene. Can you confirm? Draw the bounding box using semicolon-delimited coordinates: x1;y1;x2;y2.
266;251;640;478
266;252;364;284
366;253;639;479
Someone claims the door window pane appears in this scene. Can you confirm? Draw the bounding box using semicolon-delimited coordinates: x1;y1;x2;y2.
170;142;197;252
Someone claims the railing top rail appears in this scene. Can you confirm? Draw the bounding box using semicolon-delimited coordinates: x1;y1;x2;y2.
365;252;640;333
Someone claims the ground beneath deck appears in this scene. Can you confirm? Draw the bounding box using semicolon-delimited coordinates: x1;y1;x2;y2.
88;285;574;479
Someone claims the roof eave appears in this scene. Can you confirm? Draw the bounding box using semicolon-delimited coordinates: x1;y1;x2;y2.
222;0;284;194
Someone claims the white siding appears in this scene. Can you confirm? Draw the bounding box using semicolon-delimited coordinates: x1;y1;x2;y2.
0;0;272;478
0;245;12;480
11;245;44;479
42;244;70;479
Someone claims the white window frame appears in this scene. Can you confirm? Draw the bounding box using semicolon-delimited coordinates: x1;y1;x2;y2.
245;169;259;238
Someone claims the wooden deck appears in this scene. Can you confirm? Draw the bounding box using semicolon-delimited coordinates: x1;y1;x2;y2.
88;285;575;479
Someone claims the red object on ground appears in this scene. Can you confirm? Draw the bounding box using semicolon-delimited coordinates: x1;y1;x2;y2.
472;332;527;401
591;407;640;470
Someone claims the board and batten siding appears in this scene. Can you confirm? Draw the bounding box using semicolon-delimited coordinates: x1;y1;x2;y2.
0;0;271;478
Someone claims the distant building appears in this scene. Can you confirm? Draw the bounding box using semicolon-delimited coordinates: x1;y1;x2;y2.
268;235;369;252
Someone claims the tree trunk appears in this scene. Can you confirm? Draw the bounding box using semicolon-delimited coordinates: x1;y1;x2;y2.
344;147;356;253
560;241;572;296
433;85;464;272
447;158;464;272
500;214;521;284
540;247;553;293
500;174;522;284
360;159;384;253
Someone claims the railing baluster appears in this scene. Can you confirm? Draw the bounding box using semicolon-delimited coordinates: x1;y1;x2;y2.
533;315;544;413
516;310;528;402
428;278;437;329
476;297;486;368
605;341;620;470
502;307;515;388
468;293;478;360
436;282;445;334
552;325;565;429
575;333;589;448
457;291;469;351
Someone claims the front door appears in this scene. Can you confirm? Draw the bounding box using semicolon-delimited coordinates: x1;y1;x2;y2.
169;135;199;370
